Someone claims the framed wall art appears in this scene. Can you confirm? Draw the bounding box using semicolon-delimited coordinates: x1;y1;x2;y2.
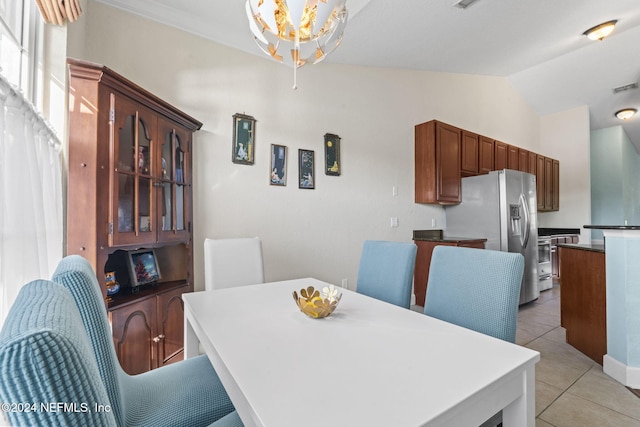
298;149;315;189
270;144;287;186
324;133;341;176
232;113;256;165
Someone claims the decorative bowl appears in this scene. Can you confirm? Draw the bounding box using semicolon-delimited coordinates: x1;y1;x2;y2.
293;285;342;319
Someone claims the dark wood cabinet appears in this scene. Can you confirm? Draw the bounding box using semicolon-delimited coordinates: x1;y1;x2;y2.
414;119;560;210
552;159;560;211
494;140;508;170
461;130;479;176
536;155;546;211
109;284;187;374
67;59;202;374
507;144;519;170
559;246;606;364
413;239;486;307
415;120;461;204
518;148;529;172
528;151;537;175
479;136;494;174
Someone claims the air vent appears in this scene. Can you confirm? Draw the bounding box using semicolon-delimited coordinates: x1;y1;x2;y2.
612;82;639;94
453;0;481;9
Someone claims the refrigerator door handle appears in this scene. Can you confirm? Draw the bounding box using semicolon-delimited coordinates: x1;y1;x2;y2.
520;193;530;249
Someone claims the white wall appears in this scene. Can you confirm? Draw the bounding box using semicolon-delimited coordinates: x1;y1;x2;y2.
68;2;578;290
538;106;592;242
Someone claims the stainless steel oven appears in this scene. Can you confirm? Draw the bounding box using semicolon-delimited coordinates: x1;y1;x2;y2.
538;237;552;291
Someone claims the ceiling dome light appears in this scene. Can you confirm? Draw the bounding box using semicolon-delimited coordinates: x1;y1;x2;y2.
246;0;348;90
583;20;618;41
615;108;637;120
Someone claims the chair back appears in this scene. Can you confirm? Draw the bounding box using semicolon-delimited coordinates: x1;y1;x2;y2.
52;255;126;426
424;246;524;343
204;237;265;290
0;280;117;427
356;240;417;308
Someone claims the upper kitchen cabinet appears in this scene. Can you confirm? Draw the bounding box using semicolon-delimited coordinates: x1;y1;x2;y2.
507;144;519;171
461;130;479;176
479;136;494;174
494;140;508;170
535;154;559;212
415;120;461;204
552;159;560;211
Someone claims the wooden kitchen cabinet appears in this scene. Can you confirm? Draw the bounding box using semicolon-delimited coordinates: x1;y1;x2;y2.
67;59;202;373
415;120;461;204
535;155;559;212
518;148;529;172
552;159;560;211
559;245;606;364
527;151;537;175
461;130;479;176
479;136;494;174
507;144;519;170
413;239;486;307
494;140;508;170
536;154;546;211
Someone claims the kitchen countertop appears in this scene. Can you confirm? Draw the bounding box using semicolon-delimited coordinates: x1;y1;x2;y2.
584;225;640;230
557;243;605;253
412;230;486;243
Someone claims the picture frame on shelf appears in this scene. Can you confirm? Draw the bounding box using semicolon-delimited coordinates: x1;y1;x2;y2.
270;144;287;186
232;113;256;165
298;149;315;189
324;133;341;176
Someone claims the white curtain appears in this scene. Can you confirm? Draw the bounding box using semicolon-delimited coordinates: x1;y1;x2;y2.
0;73;63;329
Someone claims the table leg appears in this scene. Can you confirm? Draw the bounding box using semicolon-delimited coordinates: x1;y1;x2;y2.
502;365;535;426
184;311;199;359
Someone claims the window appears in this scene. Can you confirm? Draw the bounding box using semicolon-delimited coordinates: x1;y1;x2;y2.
0;0;61;330
0;0;43;103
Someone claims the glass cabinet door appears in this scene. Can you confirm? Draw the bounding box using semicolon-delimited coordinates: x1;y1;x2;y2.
158;118;191;243
110;93;158;246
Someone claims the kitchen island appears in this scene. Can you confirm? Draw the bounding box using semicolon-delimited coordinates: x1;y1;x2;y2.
558;242;605;364
584;225;640;388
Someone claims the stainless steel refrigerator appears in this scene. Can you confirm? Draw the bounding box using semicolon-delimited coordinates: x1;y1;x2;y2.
445;169;539;304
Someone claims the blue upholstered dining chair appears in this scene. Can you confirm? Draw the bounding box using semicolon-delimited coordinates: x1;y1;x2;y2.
0;280;118;427
356;240;418;309
423;246;524;343
204;237;265;291
51;255;243;427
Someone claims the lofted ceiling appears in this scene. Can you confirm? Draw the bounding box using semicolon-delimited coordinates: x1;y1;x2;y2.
96;0;640;151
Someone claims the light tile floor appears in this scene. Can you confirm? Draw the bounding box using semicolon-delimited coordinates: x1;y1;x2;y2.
518;284;640;427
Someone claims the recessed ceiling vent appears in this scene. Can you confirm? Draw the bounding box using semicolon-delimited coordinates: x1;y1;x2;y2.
612;82;639;94
453;0;481;9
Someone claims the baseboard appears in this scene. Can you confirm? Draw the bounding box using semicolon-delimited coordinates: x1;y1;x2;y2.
603;354;640;388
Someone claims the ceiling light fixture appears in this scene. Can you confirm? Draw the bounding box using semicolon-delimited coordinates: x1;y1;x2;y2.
583;20;618;41
615;108;637;120
245;0;348;90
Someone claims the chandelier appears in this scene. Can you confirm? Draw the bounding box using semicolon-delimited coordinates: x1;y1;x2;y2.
245;0;348;89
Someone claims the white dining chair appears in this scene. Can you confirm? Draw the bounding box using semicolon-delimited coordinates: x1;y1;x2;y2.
204;237;265;290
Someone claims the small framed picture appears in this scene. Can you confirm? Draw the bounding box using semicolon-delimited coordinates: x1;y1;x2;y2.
232;113;256;165
270;144;287;186
324;133;341;176
298;149;315;189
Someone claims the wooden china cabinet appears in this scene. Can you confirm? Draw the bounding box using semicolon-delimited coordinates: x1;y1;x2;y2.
66;59;202;374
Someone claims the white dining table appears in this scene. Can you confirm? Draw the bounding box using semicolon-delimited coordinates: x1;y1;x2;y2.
183;278;540;427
